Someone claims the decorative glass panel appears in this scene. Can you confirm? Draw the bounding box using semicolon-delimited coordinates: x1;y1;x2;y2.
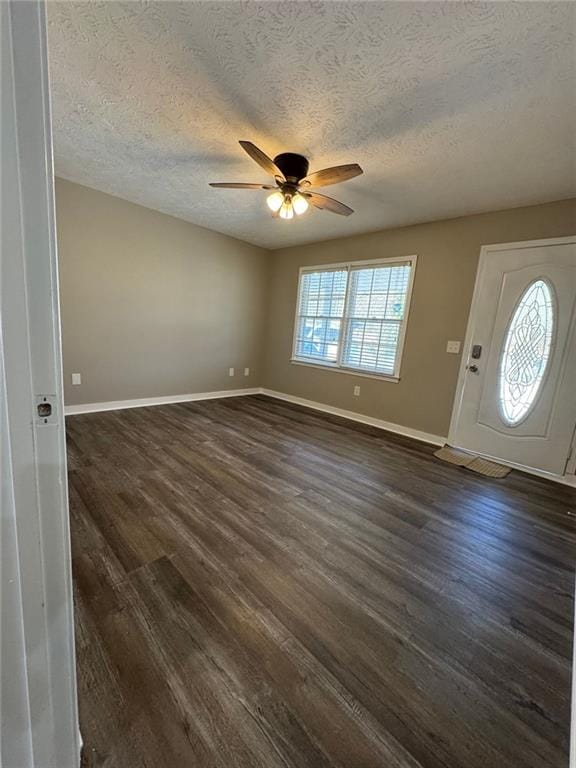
498;279;554;425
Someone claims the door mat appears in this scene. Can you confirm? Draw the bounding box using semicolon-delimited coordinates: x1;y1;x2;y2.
467;457;511;478
434;445;511;478
433;446;475;466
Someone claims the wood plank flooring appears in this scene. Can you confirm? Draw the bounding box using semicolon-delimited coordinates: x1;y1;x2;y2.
67;394;576;768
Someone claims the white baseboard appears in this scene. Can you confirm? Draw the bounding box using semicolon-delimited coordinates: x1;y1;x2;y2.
261;390;576;485
65;386;446;445
260;388;446;446
64;388;260;415
64;386;576;486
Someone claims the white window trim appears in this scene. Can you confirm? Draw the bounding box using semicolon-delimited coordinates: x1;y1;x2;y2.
290;255;417;382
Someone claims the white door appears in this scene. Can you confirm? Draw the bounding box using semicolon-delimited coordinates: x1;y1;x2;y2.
449;237;576;476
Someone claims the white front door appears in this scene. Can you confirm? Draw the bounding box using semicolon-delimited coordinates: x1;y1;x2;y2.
449;237;576;476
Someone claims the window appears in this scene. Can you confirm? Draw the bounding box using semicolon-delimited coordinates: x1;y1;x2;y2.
293;269;348;364
292;257;416;380
498;279;555;425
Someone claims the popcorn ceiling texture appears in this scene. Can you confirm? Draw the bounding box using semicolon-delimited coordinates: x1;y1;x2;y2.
47;1;575;249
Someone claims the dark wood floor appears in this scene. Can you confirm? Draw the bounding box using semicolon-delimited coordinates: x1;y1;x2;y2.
67;394;575;768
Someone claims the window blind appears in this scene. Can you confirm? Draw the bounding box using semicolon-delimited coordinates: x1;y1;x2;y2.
294;269;347;364
341;263;411;375
292;258;414;379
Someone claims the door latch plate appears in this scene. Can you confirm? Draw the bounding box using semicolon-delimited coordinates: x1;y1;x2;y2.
36;395;57;425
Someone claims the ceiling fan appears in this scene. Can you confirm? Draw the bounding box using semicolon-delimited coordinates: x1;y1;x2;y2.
209;141;363;220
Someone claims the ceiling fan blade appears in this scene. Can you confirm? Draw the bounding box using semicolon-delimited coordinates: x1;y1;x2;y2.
305;192;354;216
300;163;363;188
209;182;275;189
239;141;285;180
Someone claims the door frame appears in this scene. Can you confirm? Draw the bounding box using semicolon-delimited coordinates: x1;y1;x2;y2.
448;235;576;484
1;0;80;765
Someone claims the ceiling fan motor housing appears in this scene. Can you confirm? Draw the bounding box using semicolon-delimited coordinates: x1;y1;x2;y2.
273;153;309;183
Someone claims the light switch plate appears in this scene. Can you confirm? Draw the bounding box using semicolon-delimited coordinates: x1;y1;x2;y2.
72;373;81;385
446;341;461;354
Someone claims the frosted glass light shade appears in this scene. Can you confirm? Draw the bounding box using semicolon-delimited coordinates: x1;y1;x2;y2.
279;200;294;219
292;193;309;215
266;191;284;212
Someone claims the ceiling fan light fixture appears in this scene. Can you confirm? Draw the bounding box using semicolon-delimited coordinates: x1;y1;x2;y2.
292;193;309;216
210;141;362;219
266;190;284;212
279;198;294;220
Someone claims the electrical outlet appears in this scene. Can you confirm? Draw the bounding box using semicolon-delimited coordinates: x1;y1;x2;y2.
244;367;250;377
353;385;361;396
228;367;235;377
72;373;81;385
446;341;461;354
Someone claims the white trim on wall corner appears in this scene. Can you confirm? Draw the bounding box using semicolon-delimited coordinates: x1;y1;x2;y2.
64;388;261;415
260;388;446;446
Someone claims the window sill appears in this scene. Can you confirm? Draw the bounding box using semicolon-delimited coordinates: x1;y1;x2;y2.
290;359;400;383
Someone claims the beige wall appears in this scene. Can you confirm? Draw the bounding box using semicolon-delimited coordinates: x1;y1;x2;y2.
262;199;576;437
56;179;270;405
57;182;574;433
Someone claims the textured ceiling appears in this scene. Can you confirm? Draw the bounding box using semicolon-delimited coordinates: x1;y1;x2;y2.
47;1;575;250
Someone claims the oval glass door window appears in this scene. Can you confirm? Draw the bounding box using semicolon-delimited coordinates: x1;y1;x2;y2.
498;279;554;425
